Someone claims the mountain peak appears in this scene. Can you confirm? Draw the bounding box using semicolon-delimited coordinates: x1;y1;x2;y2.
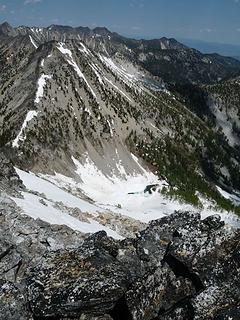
0;21;11;28
157;36;188;50
0;21;16;36
92;26;112;36
47;24;74;32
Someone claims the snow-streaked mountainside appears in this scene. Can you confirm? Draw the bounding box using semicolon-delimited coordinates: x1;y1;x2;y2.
1;21;240;84
1;22;240;239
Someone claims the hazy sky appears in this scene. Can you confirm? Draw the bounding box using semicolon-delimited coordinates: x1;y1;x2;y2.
0;0;240;45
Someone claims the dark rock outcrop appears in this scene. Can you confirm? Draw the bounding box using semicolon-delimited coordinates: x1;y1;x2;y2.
0;198;85;283
0;211;240;319
0;280;33;320
0;152;24;195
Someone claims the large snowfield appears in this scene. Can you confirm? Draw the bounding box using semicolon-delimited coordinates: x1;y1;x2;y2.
13;154;240;239
14;168;123;239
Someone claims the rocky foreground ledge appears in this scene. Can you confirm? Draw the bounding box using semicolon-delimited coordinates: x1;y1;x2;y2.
0;210;240;320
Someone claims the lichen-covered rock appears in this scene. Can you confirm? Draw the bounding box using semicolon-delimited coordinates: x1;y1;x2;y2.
0;194;86;285
0;280;32;320
23;211;240;320
190;245;240;320
0;152;24;196
0;210;239;319
214;306;240;320
27;241;131;318
126;267;195;320
161;214;240;319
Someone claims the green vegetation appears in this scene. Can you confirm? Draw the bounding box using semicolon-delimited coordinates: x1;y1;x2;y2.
131;131;240;214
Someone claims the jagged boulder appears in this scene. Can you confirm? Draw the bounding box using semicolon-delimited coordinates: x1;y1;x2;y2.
24;211;240;320
0;195;85;284
26;235;131;318
0;280;33;320
0;152;24;195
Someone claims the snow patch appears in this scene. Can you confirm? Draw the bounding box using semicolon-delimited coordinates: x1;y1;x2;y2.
99;54;151;93
106;119;114;137
35;74;52;104
14;168;122;239
12;111;38;148
104;77;132;102
90;63;103;84
78;42;91;56
29;35;38;49
15;168;103;213
13;192;122;239
216;186;240;206
57;42;96;98
210;100;238;147
99;55;136;82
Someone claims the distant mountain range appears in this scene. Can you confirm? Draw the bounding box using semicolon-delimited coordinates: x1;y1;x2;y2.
178;38;240;60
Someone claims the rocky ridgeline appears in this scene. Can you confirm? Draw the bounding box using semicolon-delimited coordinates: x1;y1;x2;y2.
0;152;24;196
0;193;86;320
1;22;240;84
0;210;239;320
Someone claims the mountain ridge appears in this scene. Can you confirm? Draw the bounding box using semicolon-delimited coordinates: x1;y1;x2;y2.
1;21;240;84
0;21;240;231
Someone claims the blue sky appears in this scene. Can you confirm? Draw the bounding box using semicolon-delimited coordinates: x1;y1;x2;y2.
0;0;240;45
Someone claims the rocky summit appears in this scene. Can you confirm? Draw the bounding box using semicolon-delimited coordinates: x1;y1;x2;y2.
0;210;239;320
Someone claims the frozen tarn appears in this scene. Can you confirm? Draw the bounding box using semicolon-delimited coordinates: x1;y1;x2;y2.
57;42;97;98
104;77;132;102
13;192;123;240
40;59;44;67
12;111;38;148
29;35;38;49
35;74;52;104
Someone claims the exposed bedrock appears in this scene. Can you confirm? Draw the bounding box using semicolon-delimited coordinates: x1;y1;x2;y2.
0;211;239;319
